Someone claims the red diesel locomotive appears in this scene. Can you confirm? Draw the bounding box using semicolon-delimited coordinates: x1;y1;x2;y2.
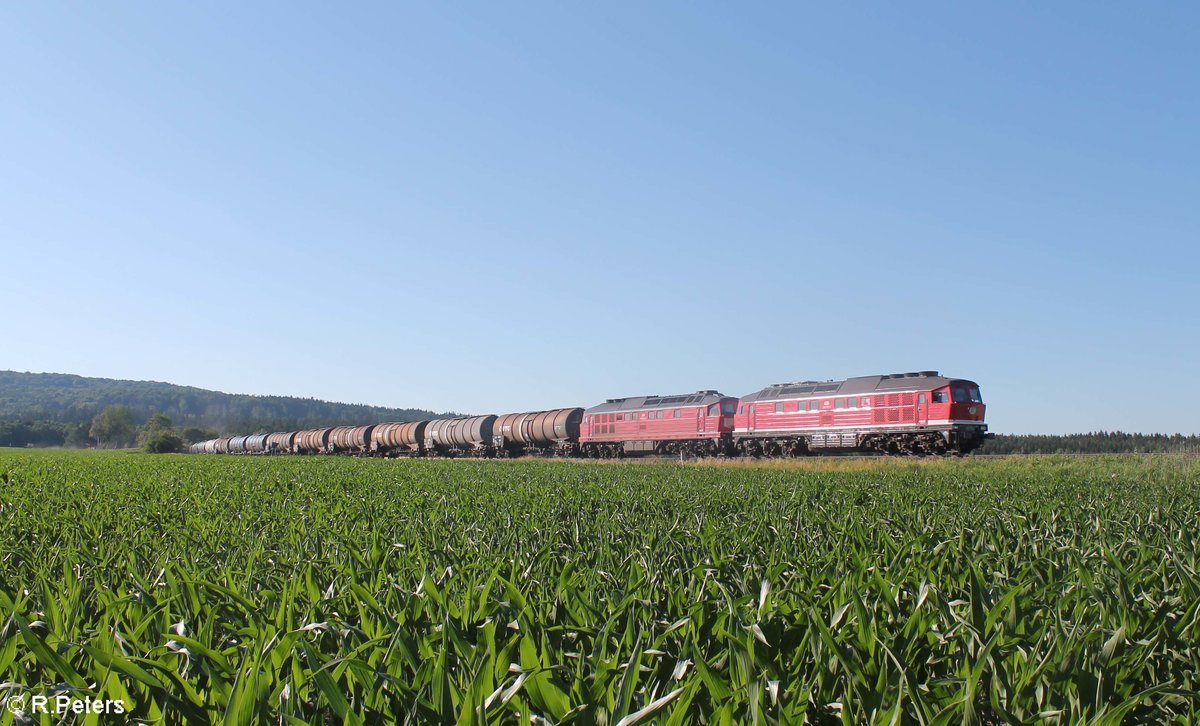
579;390;738;458
192;371;989;458
734;371;987;456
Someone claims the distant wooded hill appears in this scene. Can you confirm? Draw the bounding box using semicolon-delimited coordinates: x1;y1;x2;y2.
0;371;452;435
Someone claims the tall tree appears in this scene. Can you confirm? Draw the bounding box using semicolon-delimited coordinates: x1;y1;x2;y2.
137;413;183;453
90;405;135;448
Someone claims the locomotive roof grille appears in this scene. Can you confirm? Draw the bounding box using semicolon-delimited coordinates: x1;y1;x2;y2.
657;396;689;405
642;390;721;407
587;390;728;413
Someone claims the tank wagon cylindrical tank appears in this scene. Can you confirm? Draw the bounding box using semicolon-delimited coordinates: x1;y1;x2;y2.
189;442;204;454
228;435;250;454
425;415;497;455
265;431;297;454
326;425;376;454
243;433;270;454
370;421;429;455
214;437;232;454
493;408;584;455
293;428;333;454
203;439;220;454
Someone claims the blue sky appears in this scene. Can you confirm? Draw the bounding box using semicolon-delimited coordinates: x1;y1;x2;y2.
2;3;1196;434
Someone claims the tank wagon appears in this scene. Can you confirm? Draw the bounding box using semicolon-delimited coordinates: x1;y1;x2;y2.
265;431;296;454
425;415;496;457
190;371;989;459
293;428;333;454
370;421;429;456
493;407;583;457
241;433;269;454
326;425;375;454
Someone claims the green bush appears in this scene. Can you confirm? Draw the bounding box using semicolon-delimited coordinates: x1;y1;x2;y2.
140;430;183;453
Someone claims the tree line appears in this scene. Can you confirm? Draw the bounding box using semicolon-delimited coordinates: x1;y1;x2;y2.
976;431;1200;455
0;370;450;433
0;407;218;452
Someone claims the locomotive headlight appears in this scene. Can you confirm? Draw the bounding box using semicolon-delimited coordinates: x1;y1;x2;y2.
968;406;977;415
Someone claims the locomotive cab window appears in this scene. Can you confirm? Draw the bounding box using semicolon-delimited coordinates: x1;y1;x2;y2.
952;387;982;403
674;409;682;418
835;399;845;409
775;402;783;413
708;404;719;416
722;401;735;415
933;391;949;403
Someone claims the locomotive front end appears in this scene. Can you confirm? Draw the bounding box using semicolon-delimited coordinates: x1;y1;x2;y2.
931;379;989;453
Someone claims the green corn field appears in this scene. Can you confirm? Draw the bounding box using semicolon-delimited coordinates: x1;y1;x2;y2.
0;450;1197;724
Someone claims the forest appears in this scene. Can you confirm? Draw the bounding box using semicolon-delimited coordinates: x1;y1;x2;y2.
0;370;448;444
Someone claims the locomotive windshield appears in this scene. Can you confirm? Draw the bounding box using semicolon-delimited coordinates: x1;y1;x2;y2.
952;386;983;403
721;401;736;415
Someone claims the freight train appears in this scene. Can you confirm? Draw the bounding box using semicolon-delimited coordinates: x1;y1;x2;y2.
189;371;989;458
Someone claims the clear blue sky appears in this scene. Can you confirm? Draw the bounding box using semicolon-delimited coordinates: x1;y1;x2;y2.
2;3;1196;434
